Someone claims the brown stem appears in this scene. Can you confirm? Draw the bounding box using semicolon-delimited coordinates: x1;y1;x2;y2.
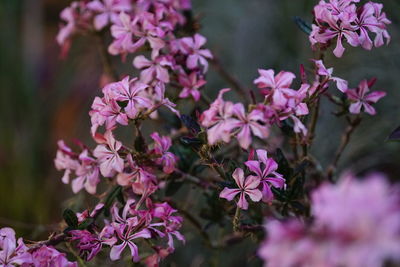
210;57;249;102
326;115;362;181
232;205;241;232
95;33;119;81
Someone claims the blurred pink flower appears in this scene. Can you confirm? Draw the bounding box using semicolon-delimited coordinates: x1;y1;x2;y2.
87;0;131;30
93;131;124;177
179;34;213;71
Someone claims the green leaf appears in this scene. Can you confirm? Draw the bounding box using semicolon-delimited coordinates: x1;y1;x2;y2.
275;149;293;180
293;16;312;34
63;208;78;229
77;218;95;230
104;186;123;217
387;126;400;141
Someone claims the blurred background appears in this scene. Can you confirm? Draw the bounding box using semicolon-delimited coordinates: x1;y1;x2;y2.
0;0;399;265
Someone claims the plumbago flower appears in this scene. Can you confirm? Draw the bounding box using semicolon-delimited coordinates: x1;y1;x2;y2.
89;75;176;135
87;0;132;30
149;132;177;174
258;173;400;267
55;140;101;194
219;168;262;210
178;71;206;102
245;149;285;203
93;131;124;177
346;78;386;115
0;227;77;267
309;0;391;57
200;89;270;149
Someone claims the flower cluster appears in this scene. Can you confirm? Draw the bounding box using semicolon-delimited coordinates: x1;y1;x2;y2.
0;227;77;266
69;199;184;263
310;0;391;57
219;149;285;209
258;173;400;267
57;0;212;102
200;59;361;148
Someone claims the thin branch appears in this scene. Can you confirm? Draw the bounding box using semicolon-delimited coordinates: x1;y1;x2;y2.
326;115;362;181
95;33;119;81
210;57;249;102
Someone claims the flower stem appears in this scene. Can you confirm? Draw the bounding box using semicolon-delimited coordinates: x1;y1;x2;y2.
233;206;241;232
326;115;362;181
95;33;118;81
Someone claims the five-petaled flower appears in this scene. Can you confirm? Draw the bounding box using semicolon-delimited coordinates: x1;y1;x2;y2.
219;168;262;210
346;79;386;115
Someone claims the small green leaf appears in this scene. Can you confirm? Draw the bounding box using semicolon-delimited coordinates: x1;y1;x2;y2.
104;186;123;217
387;126;400;141
293;16;312;34
77;218;95;230
63;208;78;229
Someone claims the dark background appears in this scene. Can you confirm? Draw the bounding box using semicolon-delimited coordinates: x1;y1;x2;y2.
1;0;399;265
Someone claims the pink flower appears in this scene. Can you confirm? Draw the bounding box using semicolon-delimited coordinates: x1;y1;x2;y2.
54;140;80;184
105;76;151;119
200;89;239;145
369;2;391;47
133;55;173;84
232;103;269;149
219;168;262;210
72;150;100;194
313;59;348;92
109;221;151;262
259;172;400;267
89;96;129;135
254;69;296;106
150;132;177;174
245;149;285;203
179;34;213;72
108;12;143;55
0;228;32;266
178;72;206;102
31;245;77;267
70;230;102;261
93;131;124;177
346;79;386;115
87;0;131;30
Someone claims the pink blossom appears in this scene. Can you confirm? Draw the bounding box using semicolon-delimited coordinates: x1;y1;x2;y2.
219;168;262;210
200;89;239;145
133;55;173;84
116;155;157;195
0;228;32;266
369;2;391;47
109;221;151;262
89;96;129;135
179;34;213;71
87;0;131;30
105;76;151;119
259;173;400;267
178;71;206;102
69;230;102;261
31;246;77;267
254;69;296;106
108;12;144;55
72;150;100;194
232;103;269;149
150;132;177;174
245;149;285;203
309;0;391;57
313;59;348;92
54;140;80;184
346;79;386;115
93;131;124;177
